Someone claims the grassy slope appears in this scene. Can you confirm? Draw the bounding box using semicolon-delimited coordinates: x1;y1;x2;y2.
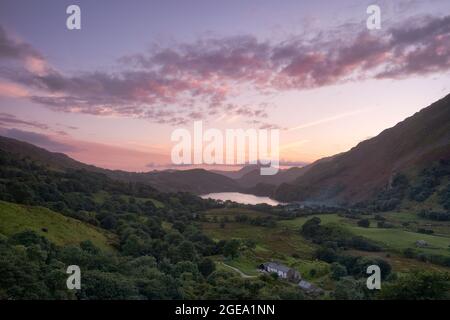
0;201;116;252
279;213;450;257
278;214;343;229
349;227;450;256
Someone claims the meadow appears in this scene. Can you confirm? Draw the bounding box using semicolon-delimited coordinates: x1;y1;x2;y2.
279;212;450;257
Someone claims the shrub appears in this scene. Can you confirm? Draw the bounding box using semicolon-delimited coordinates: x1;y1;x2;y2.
357;219;370;228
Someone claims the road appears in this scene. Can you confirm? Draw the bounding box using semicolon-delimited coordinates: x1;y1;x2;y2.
220;262;257;278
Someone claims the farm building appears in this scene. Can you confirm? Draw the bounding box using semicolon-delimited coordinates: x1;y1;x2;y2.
260;262;301;282
298;280;322;294
416;240;428;247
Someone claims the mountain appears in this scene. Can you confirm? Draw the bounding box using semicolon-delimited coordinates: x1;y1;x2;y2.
211;164;311;196
0;135;99;172
274;94;450;204
107;169;240;194
0;136;240;195
211;165;260;179
236;166;309;188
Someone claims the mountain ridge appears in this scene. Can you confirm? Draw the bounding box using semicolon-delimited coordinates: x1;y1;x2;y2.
273;93;450;204
0;136;240;195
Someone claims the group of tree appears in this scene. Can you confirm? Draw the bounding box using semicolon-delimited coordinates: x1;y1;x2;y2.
301;217;381;252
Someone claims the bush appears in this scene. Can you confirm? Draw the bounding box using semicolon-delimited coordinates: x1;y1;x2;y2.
417;228;434;235
330;262;348;280
315;247;337;263
350;236;381;252
357;219;370;228
379;270;450;300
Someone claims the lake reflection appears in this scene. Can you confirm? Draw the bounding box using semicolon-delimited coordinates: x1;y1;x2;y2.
201;192;283;206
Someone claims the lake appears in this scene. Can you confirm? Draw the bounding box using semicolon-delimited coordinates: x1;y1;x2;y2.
200;192;283;206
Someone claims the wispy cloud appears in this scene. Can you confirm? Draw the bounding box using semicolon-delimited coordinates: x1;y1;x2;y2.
0;112;50;130
0;81;29;98
288;109;370;131
0;112;72;136
280;139;310;149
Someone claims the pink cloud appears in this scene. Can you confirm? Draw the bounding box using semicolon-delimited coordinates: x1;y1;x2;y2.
0;15;449;125
0;81;28;97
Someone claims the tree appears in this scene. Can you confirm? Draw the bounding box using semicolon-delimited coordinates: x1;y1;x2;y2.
198;258;216;277
176;241;197;262
348;257;391;280
100;215;117;230
223;239;240;259
243;239;256;249
80;270;138;299
334;278;369;300
315;247;337;263
301;217;322;238
357;219;370;228
8;181;34;204
379;270;450;300
331;262;348;280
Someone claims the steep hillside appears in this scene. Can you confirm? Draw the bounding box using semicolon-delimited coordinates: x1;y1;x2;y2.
237;166;309;188
0;136;100;172
0;201;116;251
274;94;450;204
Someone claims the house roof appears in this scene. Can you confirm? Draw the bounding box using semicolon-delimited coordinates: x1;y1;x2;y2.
298;280;314;290
263;262;291;273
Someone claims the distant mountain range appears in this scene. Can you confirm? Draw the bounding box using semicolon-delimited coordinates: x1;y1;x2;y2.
0;137;307;195
1;94;449;203
0;136;241;195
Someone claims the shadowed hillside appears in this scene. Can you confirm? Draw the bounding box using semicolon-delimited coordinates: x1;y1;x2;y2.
0;136;240;195
274;94;450;204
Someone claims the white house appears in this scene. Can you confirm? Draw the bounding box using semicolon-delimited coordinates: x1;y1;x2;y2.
260;262;301;282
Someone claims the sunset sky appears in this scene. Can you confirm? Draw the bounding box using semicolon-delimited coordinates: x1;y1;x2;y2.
0;0;449;171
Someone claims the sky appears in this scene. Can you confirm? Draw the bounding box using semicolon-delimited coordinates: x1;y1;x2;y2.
0;0;449;171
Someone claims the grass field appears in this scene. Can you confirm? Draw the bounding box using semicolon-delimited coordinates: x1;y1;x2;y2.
347;249;450;273
0;201;116;251
278;214;344;230
378;211;450;237
348;225;450;256
277;213;450;257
